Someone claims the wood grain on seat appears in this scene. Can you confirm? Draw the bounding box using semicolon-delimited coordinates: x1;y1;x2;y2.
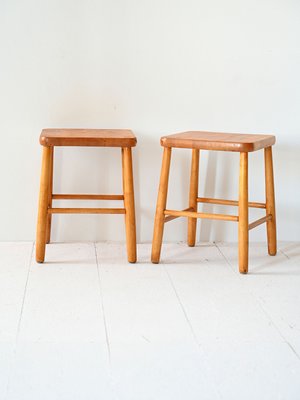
40;129;137;147
161;131;275;152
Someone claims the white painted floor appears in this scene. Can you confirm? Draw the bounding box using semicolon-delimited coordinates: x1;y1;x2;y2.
0;241;299;400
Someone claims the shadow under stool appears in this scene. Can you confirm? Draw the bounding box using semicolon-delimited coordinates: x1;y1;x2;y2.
36;129;137;263
151;131;277;274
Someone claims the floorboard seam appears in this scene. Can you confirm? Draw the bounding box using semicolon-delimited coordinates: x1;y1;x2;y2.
279;248;290;260
162;263;223;400
163;265;199;345
94;243;111;364
214;242;237;275
6;241;34;399
215;243;300;362
15;241;34;342
94;243;121;400
256;300;300;361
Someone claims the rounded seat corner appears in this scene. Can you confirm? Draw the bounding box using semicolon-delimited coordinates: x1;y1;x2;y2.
39;134;49;147
131;136;138;147
160;137;169;147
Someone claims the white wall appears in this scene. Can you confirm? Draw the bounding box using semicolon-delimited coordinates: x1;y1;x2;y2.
1;0;299;243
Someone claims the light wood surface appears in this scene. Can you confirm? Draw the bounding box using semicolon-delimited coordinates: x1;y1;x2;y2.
122;148;137;263
165;207;194;223
197;197;266;209
151;148;172;263
36;146;51;263
248;215;272;231
36;128;137;263
187;149;199;247
52;194;124;200
152;132;277;273
164;210;238;222
45;147;54;244
161;131;275;152
238;152;249;274
264;147;277;255
48;208;125;214
40;129;137;147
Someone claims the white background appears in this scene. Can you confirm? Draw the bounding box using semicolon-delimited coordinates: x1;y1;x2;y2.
0;0;299;242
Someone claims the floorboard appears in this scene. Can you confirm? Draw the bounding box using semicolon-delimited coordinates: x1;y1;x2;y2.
0;241;299;400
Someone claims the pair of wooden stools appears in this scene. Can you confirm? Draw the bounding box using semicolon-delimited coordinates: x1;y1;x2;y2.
36;129;276;274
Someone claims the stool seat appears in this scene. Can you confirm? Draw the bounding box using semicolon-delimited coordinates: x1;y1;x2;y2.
40;129;137;147
161;131;275;152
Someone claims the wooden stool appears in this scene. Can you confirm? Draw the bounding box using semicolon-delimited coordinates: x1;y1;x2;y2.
36;129;137;263
151;131;277;274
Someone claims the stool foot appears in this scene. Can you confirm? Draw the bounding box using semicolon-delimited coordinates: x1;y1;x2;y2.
36;146;51;263
122;148;137;263
187;149;199;247
238;152;249;274
151;148;172;263
264;147;277;256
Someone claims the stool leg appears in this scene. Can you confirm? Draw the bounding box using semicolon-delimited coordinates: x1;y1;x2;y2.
187;149;199;246
151;147;172;263
36;146;51;263
238;152;249;274
122;147;137;263
264;146;277;255
45;147;54;244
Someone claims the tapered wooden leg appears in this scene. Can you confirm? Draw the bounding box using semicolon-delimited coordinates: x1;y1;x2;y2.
45;147;54;244
187;149;200;246
36;146;51;263
151;147;172;263
122;147;137;263
238;152;249;274
264;146;277;255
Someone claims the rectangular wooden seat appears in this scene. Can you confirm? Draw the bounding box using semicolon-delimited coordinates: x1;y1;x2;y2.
161;131;275;152
40;129;137;147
